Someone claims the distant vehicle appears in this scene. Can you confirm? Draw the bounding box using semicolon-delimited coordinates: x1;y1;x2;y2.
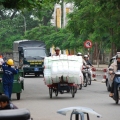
13;40;48;77
106;55;116;91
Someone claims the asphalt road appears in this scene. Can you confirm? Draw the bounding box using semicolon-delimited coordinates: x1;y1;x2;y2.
11;73;120;120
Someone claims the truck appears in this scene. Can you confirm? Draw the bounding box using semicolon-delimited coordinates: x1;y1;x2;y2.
13;40;48;77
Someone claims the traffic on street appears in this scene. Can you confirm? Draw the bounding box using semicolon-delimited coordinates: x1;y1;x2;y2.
0;0;120;120
11;73;120;120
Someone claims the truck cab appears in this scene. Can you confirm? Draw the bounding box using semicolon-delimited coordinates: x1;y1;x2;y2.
13;40;48;77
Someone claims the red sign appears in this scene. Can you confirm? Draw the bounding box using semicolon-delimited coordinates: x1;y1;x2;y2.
84;40;92;48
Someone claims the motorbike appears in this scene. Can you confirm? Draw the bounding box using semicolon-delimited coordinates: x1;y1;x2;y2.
112;70;120;104
57;106;102;120
82;65;91;87
0;108;33;120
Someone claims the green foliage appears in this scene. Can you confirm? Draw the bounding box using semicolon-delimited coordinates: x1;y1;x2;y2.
0;8;39;52
0;0;60;10
24;25;78;50
67;0;120;51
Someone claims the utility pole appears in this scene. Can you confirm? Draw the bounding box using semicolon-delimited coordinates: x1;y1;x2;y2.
60;0;64;28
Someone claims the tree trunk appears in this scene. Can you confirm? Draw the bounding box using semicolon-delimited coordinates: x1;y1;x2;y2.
111;43;117;57
93;42;99;64
42;9;54;26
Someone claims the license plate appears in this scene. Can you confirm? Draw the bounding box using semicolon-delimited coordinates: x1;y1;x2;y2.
60;84;68;86
34;68;39;71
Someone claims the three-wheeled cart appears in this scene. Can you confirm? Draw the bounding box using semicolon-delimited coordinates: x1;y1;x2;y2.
47;76;77;98
0;70;24;100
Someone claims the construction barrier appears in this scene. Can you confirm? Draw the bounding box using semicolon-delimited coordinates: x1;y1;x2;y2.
91;67;107;82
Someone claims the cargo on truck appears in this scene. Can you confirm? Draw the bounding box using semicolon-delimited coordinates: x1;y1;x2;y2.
13;40;48;77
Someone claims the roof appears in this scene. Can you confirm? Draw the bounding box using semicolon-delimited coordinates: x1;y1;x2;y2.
13;40;30;43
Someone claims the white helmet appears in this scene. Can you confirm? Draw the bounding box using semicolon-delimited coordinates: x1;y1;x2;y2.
55;47;60;50
84;55;88;58
77;52;82;56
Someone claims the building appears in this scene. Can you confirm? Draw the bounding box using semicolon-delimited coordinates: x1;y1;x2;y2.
50;2;75;55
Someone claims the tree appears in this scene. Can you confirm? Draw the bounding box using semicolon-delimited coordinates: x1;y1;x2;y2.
0;0;60;10
0;7;40;52
66;0;120;63
24;25;78;50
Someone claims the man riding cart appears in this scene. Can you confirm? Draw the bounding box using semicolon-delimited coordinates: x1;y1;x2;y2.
44;49;83;98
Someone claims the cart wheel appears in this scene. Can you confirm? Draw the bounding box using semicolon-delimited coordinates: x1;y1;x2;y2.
71;86;75;98
49;88;52;98
16;93;20;100
79;84;82;90
55;89;58;96
74;87;77;93
21;82;24;90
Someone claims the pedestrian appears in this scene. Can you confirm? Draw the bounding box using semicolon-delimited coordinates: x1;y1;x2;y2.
0;95;18;110
2;59;19;100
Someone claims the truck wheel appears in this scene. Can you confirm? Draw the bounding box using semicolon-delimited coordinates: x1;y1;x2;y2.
16;93;20;100
35;73;40;77
35;73;38;77
23;73;26;77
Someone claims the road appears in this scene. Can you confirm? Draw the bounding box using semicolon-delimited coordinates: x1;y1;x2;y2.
11;74;120;120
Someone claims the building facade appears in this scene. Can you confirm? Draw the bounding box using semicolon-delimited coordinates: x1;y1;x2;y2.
50;2;74;55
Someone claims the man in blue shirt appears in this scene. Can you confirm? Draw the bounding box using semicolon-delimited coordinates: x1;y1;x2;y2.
2;59;19;100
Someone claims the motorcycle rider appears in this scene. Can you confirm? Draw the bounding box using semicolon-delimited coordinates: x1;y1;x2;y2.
83;55;94;80
52;47;61;56
109;52;120;97
77;52;82;56
83;55;93;67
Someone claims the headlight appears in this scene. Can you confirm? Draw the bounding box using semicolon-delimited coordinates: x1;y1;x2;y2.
23;65;30;67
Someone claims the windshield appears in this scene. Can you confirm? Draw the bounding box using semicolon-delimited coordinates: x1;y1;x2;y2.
24;49;46;58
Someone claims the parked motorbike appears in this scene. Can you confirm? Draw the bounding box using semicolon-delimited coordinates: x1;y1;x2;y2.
57;106;102;120
0;108;33;120
82;65;91;87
